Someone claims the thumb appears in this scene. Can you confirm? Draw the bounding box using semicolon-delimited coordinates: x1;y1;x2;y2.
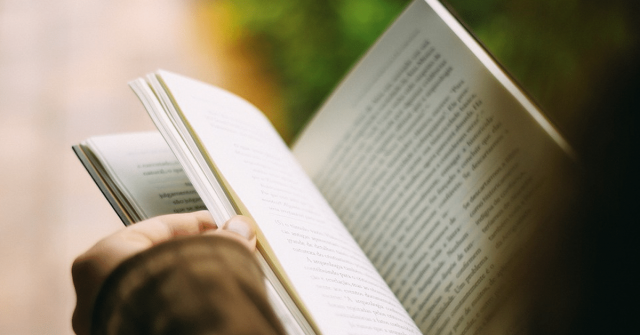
205;215;256;251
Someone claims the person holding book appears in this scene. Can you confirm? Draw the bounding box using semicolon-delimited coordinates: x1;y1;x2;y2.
70;0;640;333
71;211;286;335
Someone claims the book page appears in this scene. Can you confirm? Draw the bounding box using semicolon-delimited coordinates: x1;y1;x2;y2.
82;132;309;335
85;132;205;219
293;0;572;333
156;71;422;335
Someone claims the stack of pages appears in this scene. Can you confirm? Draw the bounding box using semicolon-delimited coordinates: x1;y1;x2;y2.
74;0;574;334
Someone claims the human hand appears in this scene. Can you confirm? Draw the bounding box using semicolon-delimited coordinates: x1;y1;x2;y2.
71;211;256;335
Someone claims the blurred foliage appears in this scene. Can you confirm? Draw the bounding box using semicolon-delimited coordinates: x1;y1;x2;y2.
448;0;638;144
227;0;638;145
228;0;409;141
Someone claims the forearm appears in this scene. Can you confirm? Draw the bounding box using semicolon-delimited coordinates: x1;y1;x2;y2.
91;235;285;335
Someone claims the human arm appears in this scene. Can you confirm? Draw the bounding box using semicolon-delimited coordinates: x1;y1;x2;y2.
72;212;284;335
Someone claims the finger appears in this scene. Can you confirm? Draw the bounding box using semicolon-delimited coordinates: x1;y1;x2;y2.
204;215;257;251
72;211;218;334
123;210;217;248
75;211;219;276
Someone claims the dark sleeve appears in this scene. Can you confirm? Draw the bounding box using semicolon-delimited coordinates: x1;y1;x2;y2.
91;235;286;335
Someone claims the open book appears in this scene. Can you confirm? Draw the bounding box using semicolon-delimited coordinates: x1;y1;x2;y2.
74;0;575;334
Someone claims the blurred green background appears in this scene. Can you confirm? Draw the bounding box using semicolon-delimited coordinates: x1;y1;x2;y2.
224;0;637;146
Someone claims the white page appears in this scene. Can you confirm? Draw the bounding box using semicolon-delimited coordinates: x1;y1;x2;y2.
293;0;572;333
86;132;204;218
157;71;422;335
